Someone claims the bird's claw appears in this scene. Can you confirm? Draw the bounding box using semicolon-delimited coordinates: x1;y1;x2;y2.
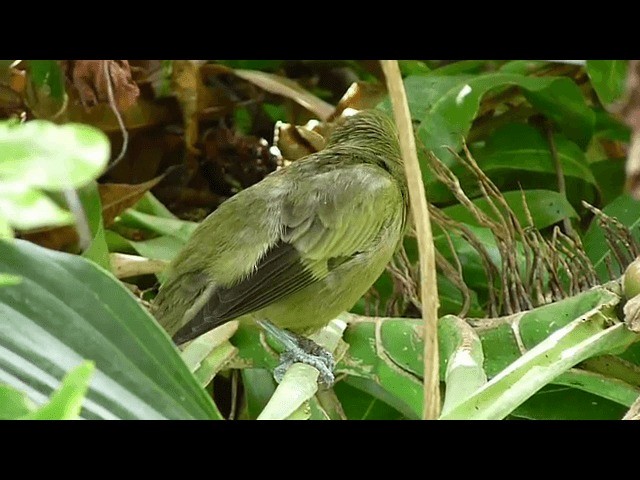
273;335;335;388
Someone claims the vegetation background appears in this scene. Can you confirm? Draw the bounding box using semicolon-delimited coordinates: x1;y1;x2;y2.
1;59;639;420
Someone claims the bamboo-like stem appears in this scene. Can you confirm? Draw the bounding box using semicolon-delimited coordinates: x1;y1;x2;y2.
380;60;441;420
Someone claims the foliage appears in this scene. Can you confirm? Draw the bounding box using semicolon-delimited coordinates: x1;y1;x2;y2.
1;59;639;420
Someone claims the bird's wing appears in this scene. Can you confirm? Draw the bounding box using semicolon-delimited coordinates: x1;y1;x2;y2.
171;163;402;344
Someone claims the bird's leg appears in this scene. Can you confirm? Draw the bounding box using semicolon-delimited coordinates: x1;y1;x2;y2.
257;320;335;388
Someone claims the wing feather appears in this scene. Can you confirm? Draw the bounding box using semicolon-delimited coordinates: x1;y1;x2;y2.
170;162;402;344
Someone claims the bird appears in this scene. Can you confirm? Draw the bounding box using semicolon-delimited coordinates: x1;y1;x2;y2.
153;109;408;386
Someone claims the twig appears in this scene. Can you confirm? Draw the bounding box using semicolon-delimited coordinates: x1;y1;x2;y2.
109;253;168;279
62;189;91;251
103;60;129;172
229;369;238;420
380;60;440;420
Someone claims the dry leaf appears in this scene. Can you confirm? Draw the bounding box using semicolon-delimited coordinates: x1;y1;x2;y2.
65;97;177;133
20;225;79;252
20;176;165;251
171;60;213;154
99;175;166;227
274;121;328;161
62;60;140;112
330;81;387;120
233;69;335;120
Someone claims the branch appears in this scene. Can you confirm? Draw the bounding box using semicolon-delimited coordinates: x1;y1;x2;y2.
380;60;441;420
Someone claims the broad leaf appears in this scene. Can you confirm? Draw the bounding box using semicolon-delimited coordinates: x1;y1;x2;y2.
586;60;629;105
380;73;594;185
472;123;596;187
0;239;221;419
0;120;110;190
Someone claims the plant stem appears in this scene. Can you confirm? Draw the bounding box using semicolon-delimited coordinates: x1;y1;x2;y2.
380;60;441;420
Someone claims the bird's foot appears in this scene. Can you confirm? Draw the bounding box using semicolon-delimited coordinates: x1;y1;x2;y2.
258;321;335;388
273;335;335;387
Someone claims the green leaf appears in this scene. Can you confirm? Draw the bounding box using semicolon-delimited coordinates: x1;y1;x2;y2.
78;182;110;270
233;107;252;135
180;323;238;387
499;61;549;75
0;183;73;230
105;230;185;283
523;77;595;148
380;73;594;185
262;103;288;123
473;123;596;187
479;286;621;377
586;60;629;105
511;385;627;420
0;239;220;419
439;315;487;416
554;367;640;407
117;210;198;243
333;381;405;419
441;189;578;230
428;60;489;76
193;343;237;388
398;60;431;76
590;157;625;205
437;274;483;317
421;73;593;163
382;75;472;121
217;60;284;72
593;108;630;143
0;120;110;189
28;60;65;100
341;319;423;419
441;316;637;420
25;361;95;420
241;369;277;420
433;224;502;295
132;192;177;219
114;232;186;262
0;216;12;239
0;384;37;419
0;273;21;286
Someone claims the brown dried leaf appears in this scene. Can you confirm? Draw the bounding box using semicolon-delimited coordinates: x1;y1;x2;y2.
233;69;335;120
99;175;166;227
274;121;327;161
9;67;26;94
0;66;25;116
330;81;387;120
127;60;163;84
20;176;165;251
20;225;79;252
62;60;140;112
171;60;213;154
65;97;177;133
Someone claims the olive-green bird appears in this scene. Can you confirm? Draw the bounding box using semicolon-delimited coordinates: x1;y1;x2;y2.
153;109;408;385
